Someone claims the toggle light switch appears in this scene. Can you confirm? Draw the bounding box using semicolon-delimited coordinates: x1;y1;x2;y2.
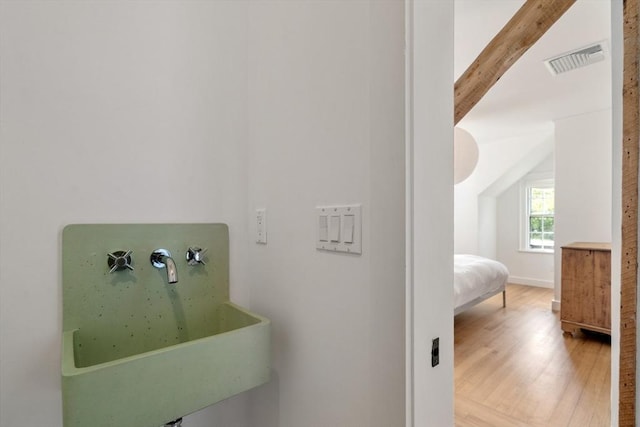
329;215;340;242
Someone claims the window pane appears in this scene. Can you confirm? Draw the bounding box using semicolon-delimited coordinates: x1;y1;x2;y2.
543;189;555;213
530;187;555;215
530;232;543;248
524;180;554;252
530;217;542;232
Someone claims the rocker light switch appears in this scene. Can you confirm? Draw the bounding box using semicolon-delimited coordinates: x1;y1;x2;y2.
329;215;340;242
343;214;355;243
319;215;329;242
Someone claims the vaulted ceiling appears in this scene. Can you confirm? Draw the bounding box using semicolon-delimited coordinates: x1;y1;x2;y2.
455;0;611;142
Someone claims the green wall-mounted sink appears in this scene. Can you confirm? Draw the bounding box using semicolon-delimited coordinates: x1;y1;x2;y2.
61;224;270;427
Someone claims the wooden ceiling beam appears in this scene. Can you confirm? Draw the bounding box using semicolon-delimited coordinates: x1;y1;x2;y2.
454;0;576;125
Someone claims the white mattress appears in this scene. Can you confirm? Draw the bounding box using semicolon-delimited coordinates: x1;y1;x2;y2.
454;254;509;309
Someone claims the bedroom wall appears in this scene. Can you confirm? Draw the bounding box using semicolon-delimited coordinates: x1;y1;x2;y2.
553;109;612;307
496;154;555;288
454;128;554;257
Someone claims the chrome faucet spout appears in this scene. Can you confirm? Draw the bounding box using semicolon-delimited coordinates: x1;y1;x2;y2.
150;249;179;284
164;255;178;284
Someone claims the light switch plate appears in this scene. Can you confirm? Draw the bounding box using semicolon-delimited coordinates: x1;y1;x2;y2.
315;204;362;254
256;208;267;244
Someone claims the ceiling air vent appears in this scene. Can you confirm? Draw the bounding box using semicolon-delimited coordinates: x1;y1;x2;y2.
544;42;607;75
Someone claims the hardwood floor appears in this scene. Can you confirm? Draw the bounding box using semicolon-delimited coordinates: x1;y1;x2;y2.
455;284;611;427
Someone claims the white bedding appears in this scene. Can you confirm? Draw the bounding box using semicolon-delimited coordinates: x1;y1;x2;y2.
454;254;509;309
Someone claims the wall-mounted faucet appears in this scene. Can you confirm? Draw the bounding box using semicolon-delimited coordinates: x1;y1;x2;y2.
150;249;178;284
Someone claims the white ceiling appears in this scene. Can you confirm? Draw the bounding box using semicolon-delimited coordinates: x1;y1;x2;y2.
455;0;612;142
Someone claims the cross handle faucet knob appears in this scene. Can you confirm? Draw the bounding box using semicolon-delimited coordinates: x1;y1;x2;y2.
186;247;207;266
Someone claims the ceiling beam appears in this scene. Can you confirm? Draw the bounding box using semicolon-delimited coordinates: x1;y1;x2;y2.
454;0;576;125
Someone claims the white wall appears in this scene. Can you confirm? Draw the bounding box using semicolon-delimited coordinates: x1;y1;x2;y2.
244;2;405;426
0;2;253;426
408;1;455;425
496;155;555;288
553;109;612;305
1;1;408;427
454;128;554;255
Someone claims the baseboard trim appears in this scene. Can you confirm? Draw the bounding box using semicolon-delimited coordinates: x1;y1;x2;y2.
551;299;561;312
508;275;554;289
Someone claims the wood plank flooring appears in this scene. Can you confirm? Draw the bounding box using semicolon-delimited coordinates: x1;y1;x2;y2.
455;284;611;427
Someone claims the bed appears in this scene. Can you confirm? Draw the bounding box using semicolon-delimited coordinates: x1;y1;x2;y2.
454;254;509;315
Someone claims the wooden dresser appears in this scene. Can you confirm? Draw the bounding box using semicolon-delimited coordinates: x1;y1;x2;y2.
560;242;611;336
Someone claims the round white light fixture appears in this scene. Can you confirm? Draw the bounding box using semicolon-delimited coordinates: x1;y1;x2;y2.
454;127;479;185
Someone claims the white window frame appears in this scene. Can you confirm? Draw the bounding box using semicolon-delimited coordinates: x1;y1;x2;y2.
520;173;555;253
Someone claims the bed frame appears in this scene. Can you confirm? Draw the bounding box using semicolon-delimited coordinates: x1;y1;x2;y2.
454;285;506;316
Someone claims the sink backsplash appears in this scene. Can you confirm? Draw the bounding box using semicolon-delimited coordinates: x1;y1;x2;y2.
62;223;232;366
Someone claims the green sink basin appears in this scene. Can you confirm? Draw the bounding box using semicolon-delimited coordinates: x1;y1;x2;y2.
61;224;270;427
62;302;269;427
